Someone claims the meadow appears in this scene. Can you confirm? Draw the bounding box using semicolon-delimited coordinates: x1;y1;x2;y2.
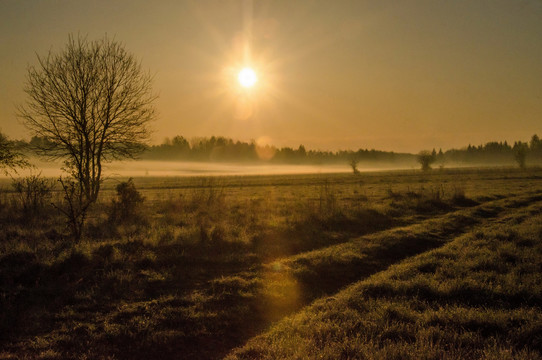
0;167;541;359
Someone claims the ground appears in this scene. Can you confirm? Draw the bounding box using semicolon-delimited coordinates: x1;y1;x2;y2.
0;167;541;359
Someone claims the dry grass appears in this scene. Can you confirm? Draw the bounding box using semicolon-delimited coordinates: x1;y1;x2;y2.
0;167;541;359
227;201;542;360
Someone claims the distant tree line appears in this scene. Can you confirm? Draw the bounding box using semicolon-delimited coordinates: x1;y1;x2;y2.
7;133;542;168
435;134;541;167
139;134;542;167
137;135;415;165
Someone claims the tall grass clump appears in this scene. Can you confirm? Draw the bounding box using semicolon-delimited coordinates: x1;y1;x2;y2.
188;177;225;211
317;180;339;219
386;184;478;216
451;185;478;206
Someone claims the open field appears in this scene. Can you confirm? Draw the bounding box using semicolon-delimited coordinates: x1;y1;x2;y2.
1;167;541;359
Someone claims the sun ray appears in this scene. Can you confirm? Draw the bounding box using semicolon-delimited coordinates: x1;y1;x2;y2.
180;0;354;131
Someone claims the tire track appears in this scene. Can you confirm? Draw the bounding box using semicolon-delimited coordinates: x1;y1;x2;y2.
219;193;542;354
226;195;542;360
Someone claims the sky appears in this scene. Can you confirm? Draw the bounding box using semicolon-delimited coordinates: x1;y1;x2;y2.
1;0;541;153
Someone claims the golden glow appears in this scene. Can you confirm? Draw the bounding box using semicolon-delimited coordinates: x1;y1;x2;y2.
261;261;302;322
255;136;276;160
238;67;258;88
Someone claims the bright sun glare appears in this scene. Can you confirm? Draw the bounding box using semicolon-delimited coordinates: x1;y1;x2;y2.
238;67;257;88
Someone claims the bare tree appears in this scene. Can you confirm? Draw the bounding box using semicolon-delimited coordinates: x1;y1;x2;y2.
417;150;435;171
348;158;360;174
19;35;156;239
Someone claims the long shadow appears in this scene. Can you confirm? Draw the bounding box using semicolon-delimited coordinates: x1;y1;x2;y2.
3;194;538;359
0;208;437;359
0;239;260;359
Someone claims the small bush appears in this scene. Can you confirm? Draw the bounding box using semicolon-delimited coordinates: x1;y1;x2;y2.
11;174;53;218
56;177;88;240
109;178;145;224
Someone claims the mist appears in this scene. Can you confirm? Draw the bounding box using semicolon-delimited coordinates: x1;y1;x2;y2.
2;159;418;179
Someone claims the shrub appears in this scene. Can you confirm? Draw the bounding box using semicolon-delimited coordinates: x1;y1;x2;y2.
109;178;145;224
417;150;436;171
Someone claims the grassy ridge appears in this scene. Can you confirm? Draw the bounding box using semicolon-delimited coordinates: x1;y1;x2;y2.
211;191;542;353
227;200;542;359
275;192;542;299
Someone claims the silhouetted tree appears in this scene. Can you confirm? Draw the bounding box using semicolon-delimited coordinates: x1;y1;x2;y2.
530;134;541;152
172;135;190;149
514;143;528;169
417;150;435;171
349;158;360;174
530;134;542;162
0;131;28;174
297;145;306;157
18;35;156;239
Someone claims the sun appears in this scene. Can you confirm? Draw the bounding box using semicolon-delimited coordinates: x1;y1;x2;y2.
238;67;258;88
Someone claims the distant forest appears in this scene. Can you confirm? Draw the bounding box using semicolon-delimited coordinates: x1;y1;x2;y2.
16;134;542;166
139;136;414;165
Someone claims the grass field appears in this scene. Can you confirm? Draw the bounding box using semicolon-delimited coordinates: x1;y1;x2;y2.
1;167;541;359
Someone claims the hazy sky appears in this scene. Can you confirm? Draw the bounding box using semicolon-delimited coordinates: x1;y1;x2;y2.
1;0;541;153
